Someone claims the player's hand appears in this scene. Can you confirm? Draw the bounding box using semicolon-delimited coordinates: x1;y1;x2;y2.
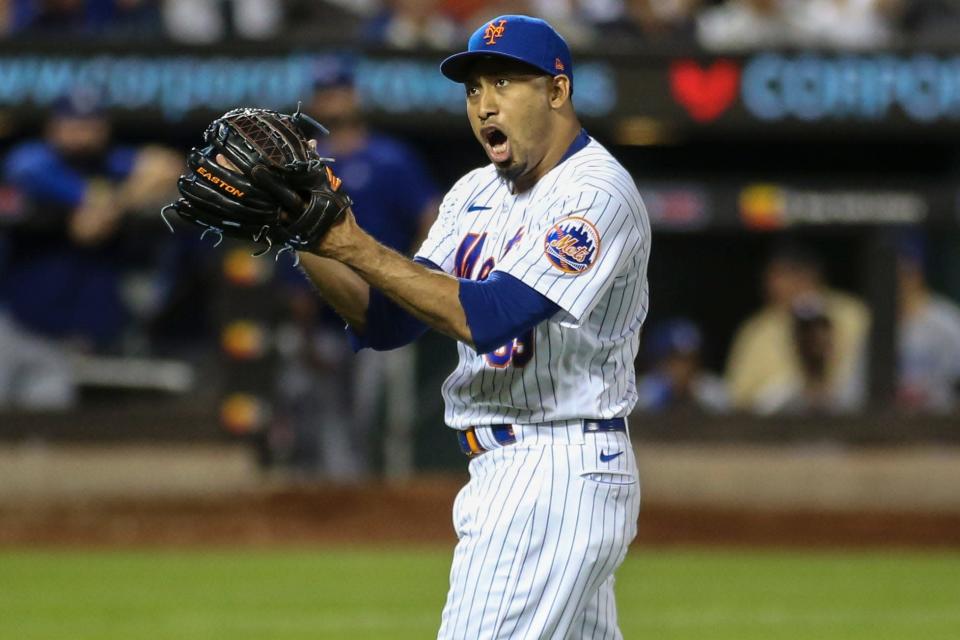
229;138;353;257
216;153;239;172
165;107;347;254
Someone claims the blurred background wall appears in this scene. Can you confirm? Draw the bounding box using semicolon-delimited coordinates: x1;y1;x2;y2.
0;0;959;525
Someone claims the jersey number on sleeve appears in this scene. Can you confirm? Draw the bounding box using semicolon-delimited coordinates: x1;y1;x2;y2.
484;330;535;368
455;232;536;369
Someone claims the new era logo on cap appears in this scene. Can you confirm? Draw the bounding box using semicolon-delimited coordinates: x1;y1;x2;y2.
440;15;574;91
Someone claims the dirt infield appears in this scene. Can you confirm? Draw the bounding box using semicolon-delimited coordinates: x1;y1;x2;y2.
2;479;959;549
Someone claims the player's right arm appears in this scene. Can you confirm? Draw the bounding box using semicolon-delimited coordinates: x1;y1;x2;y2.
293;176;462;344
296;253;371;331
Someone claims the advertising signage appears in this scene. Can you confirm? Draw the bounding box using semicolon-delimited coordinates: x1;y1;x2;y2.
0;52;616;122
668;54;960;125
741;54;960;124
0;46;958;137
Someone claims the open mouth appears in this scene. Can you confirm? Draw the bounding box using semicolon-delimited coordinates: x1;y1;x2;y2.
481;125;511;165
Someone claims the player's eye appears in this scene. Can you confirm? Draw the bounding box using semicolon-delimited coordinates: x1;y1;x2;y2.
495;78;509;88
466;85;480;97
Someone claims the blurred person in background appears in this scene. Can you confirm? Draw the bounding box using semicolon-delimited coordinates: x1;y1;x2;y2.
275;61;440;480
0;90;181;359
439;0;702;45
623;0;701;42
162;0;282;43
559;0;702;45
895;233;960;413
895;0;960;44
521;0;599;46
442;0;530;32
0;159;69;408
362;0;458;49
698;0;896;50
442;0;701;46
636;317;729;414
786;0;896;49
751;294;863;415
725;243;869;414
4;0;159;37
0;300;76;409
696;0;789;51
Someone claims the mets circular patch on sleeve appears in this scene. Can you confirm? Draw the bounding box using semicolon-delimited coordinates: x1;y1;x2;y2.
543;216;601;274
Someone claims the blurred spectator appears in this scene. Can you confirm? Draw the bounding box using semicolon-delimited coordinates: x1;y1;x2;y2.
896;0;960;44
0;89;181;355
786;0;895;49
0;310;76;409
636;318;729;413
524;1;599;46
275;61;440;480
363;0;458;49
624;0;701;42
895;234;960;413
696;0;789;51
751;294;857;415
6;0;159;37
162;0;282;43
558;0;701;45
697;0;896;50
442;1;701;46
443;0;530;29
331;0;953;49
725;243;869;414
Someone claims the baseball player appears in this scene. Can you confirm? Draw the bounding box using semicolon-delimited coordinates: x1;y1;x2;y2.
183;14;650;638
295;16;650;638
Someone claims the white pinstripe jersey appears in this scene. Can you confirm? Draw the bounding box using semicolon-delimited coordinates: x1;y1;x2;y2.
416;137;650;429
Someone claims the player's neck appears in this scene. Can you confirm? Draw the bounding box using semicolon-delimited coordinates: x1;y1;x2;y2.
513;120;581;194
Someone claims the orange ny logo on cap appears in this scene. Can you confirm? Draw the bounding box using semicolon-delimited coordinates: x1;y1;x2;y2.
483;19;507;45
554;58;565;72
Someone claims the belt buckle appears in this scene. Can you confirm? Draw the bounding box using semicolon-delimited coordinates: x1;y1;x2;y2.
583;418;626;433
584;420;602;433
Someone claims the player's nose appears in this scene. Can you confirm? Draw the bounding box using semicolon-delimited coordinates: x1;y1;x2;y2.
477;86;499;119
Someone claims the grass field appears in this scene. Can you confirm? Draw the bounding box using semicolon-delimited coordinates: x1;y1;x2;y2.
1;548;958;639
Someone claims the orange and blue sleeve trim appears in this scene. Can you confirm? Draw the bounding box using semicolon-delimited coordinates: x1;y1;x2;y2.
459;271;559;354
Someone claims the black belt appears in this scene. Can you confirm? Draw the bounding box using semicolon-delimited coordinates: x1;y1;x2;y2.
457;418;626;457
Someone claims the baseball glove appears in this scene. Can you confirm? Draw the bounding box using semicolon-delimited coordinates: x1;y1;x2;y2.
162;107;352;256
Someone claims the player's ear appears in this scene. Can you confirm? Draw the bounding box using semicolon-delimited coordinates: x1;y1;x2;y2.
549;75;571;109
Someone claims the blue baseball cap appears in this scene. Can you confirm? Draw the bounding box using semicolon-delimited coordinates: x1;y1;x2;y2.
311;54;356;91
52;86;105;119
440;15;573;89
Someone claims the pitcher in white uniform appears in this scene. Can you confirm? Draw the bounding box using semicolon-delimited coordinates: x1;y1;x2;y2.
295;14;650;639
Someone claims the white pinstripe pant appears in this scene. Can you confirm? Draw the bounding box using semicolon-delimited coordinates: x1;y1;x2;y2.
438;424;641;639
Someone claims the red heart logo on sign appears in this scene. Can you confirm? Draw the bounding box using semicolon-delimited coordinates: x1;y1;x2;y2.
670;59;740;123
